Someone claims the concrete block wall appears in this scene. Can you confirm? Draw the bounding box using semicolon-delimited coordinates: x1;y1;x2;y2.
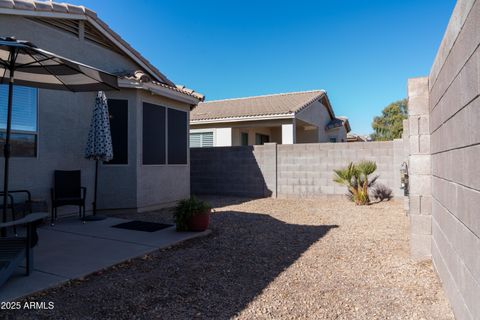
407;77;433;260
276;142;399;198
190;146;274;197
191;141;406;199
407;0;480;319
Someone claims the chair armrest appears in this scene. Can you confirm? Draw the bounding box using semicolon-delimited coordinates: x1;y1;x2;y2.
0;193;16;206
4;190;32;202
0;213;48;229
1;190;32;205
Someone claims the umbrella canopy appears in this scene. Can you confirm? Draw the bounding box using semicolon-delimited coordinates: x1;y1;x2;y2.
85;91;113;218
0;37;118;231
85;91;113;161
0;37;118;91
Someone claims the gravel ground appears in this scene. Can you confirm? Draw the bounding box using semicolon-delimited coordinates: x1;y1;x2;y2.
5;197;453;320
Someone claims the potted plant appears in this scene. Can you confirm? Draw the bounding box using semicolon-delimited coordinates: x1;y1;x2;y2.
174;196;211;231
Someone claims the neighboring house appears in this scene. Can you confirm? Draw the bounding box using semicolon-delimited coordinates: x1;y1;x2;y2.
347;133;370;142
0;1;203;212
189;90;350;147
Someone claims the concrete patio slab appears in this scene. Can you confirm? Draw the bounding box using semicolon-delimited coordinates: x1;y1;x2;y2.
0;217;211;302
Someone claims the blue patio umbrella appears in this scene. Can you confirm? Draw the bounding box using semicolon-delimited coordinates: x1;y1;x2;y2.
85;91;113;219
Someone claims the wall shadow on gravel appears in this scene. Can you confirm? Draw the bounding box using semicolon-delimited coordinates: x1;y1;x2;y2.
197;195;264;209
3;211;337;320
152;210;338;319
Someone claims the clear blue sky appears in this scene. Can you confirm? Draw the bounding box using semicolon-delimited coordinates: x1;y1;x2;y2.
69;0;455;134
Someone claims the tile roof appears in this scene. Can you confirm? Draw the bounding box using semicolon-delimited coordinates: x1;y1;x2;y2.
120;71;204;101
191;90;328;121
0;0;174;86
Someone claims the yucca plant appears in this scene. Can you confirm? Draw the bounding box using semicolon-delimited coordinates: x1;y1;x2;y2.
333;161;378;205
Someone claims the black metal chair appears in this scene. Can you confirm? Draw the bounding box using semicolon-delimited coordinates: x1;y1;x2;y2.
50;170;86;225
0;212;48;288
0;190;32;235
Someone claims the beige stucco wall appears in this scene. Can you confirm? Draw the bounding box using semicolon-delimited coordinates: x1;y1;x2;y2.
327;126;347;142
0;14;192;213
136;91;191;211
296;100;333;142
232;126;280;145
0;15;139;76
191;119;292;146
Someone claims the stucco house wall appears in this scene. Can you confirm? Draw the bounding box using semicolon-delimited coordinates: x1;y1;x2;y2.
136;91;191;211
0;15;139;77
192;119;293;146
0;11;199;213
295;100;333;142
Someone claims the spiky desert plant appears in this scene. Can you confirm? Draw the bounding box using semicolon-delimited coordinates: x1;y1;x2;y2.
333;161;378;205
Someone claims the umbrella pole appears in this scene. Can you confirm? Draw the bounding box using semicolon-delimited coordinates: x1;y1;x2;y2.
93;159;98;216
2;50;16;237
85;158;106;221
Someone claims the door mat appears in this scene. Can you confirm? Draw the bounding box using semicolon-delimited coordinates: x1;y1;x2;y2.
111;221;173;232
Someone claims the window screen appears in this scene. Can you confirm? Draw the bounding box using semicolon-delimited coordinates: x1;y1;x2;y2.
168;108;187;164
0;85;37;132
143;103;166;164
105;99;128;165
0;85;37;157
190;132;213;148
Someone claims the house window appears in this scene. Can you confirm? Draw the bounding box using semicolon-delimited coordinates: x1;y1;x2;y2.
241;132;249;146
190;132;213;148
255;133;269;145
143;103;166;165
104;99;128;164
168;108;187;164
329;137;337;143
0;85;38;157
104;99;128;165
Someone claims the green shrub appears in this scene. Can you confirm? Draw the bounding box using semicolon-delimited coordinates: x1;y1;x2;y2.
174;196;211;231
333;161;378;205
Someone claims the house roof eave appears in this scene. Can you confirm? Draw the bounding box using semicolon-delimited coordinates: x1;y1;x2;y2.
190;113;296;125
0;2;175;86
118;79;203;105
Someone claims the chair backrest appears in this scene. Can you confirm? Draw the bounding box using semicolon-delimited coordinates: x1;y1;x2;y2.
54;170;81;199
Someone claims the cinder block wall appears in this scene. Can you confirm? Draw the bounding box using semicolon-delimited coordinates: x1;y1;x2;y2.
407;77;432;259
409;0;480;318
191;141;406;198
190;145;274;197
276;142;399;197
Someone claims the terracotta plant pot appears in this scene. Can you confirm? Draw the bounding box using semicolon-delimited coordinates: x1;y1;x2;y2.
186;209;210;232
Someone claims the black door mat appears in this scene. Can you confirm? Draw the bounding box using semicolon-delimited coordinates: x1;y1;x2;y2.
111;221;173;232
